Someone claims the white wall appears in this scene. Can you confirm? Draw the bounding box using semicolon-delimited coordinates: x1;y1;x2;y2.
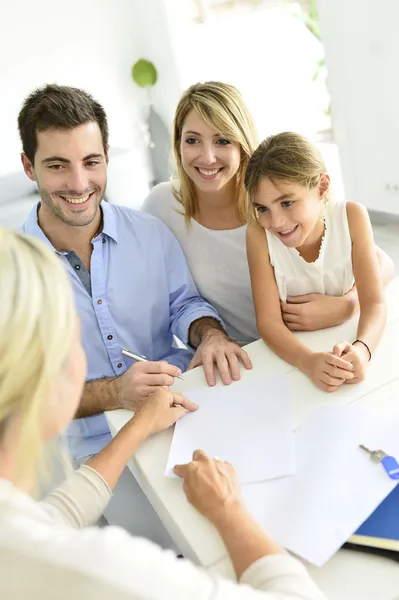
318;0;399;214
128;0;184;131
0;0;151;186
162;1;331;138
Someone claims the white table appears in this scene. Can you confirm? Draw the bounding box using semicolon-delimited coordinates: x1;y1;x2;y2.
106;278;399;600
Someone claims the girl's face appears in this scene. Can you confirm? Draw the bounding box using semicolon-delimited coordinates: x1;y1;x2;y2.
179;110;242;195
253;175;330;249
43;317;87;439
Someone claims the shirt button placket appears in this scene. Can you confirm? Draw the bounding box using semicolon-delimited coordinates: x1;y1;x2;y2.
92;237;122;375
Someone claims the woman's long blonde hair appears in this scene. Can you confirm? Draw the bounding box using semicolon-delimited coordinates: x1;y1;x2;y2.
172;81;258;225
0;228;75;484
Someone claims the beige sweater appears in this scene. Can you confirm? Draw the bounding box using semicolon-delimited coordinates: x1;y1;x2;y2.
0;466;326;600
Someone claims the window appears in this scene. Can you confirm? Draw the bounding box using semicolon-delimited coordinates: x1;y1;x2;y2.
191;0;311;23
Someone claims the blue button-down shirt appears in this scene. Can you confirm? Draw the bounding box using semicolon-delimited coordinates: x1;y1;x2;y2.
23;201;222;459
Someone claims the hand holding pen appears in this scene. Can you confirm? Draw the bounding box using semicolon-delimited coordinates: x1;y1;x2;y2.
122;348;185;380
116;348;185;412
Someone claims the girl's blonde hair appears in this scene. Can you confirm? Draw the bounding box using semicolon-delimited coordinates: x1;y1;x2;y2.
245;132;330;201
0;228;75;485
172;81;258;225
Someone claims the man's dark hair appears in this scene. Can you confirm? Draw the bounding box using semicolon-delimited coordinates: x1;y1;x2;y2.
18;84;109;164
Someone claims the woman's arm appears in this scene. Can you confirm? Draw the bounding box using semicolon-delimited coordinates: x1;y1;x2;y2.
170;450;326;599
62;458;325;600
87;390;196;490
42;390;197;527
42;452;325;600
246;222;353;391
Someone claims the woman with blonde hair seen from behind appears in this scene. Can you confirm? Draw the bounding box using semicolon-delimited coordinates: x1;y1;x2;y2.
0;227;326;600
142;82;393;384
246;132;386;392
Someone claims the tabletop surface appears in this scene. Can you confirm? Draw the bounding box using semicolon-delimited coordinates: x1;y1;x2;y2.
106;278;399;600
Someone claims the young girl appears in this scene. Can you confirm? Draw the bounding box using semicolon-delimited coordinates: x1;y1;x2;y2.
245;132;387;392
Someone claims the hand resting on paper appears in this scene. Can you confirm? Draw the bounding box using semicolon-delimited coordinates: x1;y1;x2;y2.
174;449;242;524
187;323;252;387
133;388;198;436
85;388;197;492
174;450;292;581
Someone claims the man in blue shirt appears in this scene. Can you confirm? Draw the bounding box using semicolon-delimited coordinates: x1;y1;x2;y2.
19;84;252;548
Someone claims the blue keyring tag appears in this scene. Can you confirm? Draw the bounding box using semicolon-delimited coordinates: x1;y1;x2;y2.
381;455;399;480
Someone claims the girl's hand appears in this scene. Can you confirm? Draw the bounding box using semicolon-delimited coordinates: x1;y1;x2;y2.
333;341;369;384
281;292;356;332
302;351;355;392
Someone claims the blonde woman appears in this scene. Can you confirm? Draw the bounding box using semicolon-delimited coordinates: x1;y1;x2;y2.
142;81;259;348
0;227;326;600
245;132;386;392
142;82;393;350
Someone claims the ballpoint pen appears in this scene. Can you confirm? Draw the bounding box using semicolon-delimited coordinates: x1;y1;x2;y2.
121;348;185;380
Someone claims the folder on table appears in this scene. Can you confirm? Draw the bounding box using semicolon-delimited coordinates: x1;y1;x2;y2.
344;483;399;560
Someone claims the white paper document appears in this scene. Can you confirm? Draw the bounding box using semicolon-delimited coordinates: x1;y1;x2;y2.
165;376;295;484
241;405;399;566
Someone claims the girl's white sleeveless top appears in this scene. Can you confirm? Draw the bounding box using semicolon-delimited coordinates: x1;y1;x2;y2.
266;201;354;302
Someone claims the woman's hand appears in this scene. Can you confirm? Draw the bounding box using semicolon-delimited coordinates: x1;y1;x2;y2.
86;388;197;492
132;388;198;437
174;449;242;524
333;341;370;384
302;351;355;392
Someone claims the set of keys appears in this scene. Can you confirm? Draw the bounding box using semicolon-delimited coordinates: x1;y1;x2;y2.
359;444;399;480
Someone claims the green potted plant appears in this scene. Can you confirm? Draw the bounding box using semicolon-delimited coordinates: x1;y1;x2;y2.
132;59;158;92
131;59;170;185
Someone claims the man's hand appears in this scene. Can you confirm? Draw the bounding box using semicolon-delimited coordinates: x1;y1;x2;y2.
174;449;242;524
132;388;198;436
302;351;355;392
187;330;252;386
116;360;183;410
281;292;357;332
333;341;369;384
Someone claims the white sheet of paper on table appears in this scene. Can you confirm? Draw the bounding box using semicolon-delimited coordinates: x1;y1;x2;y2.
241;405;399;567
165;376;295;484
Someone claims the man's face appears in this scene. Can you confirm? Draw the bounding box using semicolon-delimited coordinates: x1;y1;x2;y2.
22;122;108;227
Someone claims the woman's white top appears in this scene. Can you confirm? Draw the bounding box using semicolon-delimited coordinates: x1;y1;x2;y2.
0;466;326;600
142;182;259;346
266;200;354;302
